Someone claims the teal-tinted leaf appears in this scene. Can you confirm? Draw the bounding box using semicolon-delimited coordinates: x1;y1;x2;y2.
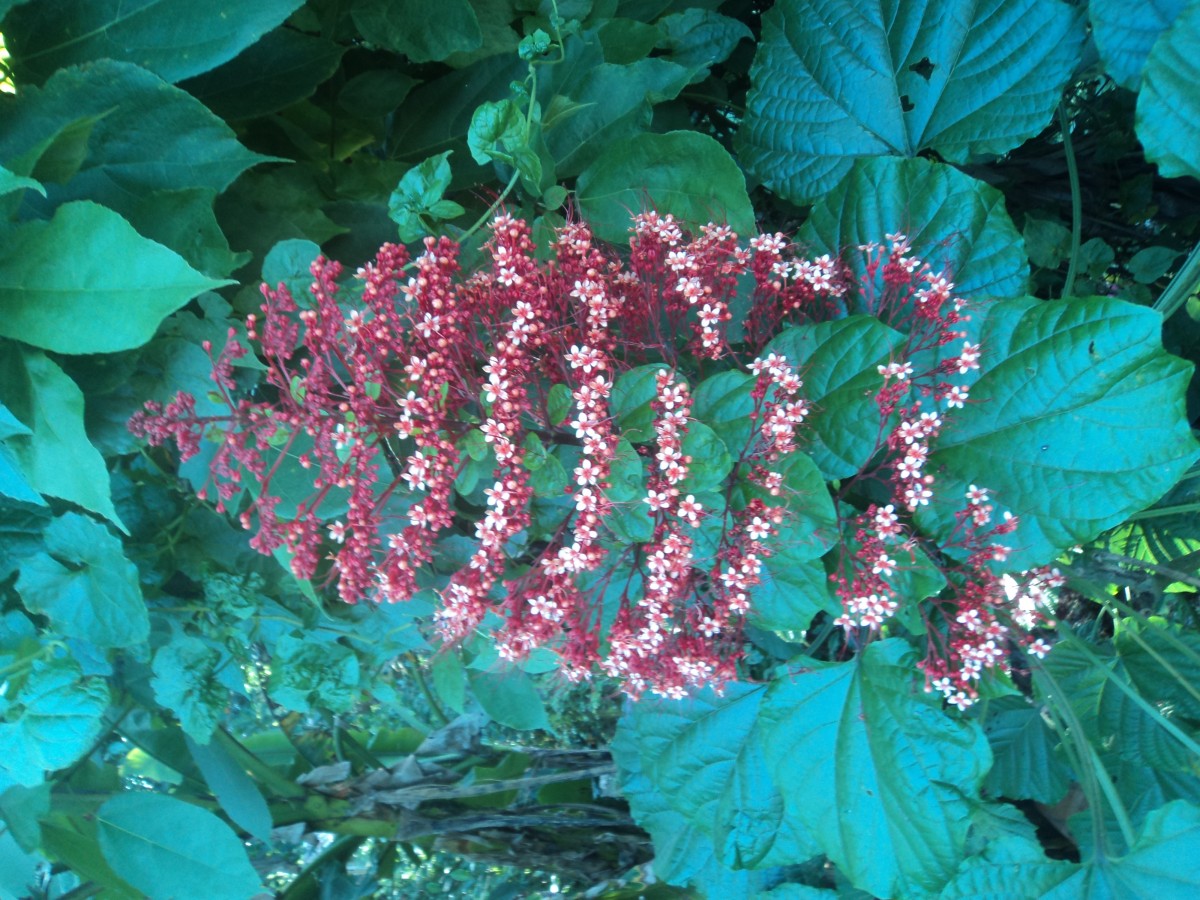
619;683;820;870
762;317;906;479
96;793;263;900
738;0;1085;203
759;639;992;897
16;513;147;648
1114;616;1200;720
1128;246;1183;284
917;298;1200;569
0;202;231;353
181;28;346;120
352;0;482;63
799;157;1028;313
0;830;40;900
1043;801;1200;899
0;782;49;853
597;18;661;65
1137;1;1200;181
0;164;43;198
0;346;123;527
681;422;732;494
610;364;671;443
1089;0;1187;89
692;371;755;457
3;0;304;84
0;659;110;789
938;835;1075;899
267;634;360;714
338;70;420;119
610;711;781;894
1024;217;1072;270
152;637;228;743
1097;660;1197;773
577;131;754;244
431;650;467;715
388;151;465;242
467;669;552;732
0;443;44;510
0;61;274;220
656;9;752;77
122;188;250;278
186;736;273;842
547;382;573;426
261;238;321;297
982;699;1072;804
540;40;691;176
529;446;568;498
606;438;646;504
742;452;838;634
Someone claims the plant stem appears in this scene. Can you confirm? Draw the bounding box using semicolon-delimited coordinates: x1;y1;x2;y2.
1154;239;1200;319
1059;103;1082;299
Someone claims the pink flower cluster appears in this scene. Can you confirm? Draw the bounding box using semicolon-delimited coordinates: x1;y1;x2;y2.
131;217;1057;704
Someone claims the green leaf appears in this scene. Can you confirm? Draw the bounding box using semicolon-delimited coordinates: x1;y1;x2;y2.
0;202;231;353
16;513;146;648
1137;1;1200;181
0;783;50;853
610;364;671;443
467;669;552;732
1089;0;1187;89
267;633;360;714
1128;246;1183;284
577;131;755;244
618;683;820;870
758;639;992;897
96;793;263;900
692;371;756;457
0;659;110;789
1024;217;1072;270
2;59;272;197
1114;616;1200;720
737;0;1085;203
742;452;839;634
0;346;124;528
762;317;906;479
352;0;482;63
180;28;346;120
186;736;274;842
680;422;732;494
121;188;251;278
388;151;465;242
610;711;782;894
938;835;1075;899
982;698;1072;804
547;382;573;425
151;637;228;744
338;70;420;120
1043;801;1200;898
0;164;44;199
917;298;1200;569
798;157;1028;312
431;651;467;715
656;9;752;76
3;0;304;84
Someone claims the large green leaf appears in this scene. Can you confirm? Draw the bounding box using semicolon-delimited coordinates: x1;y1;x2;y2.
982;698;1072;804
916;298;1199;569
352;0;482;63
738;0;1085;204
267;633;360;714
618;684;820;870
1137;0;1200;181
798;157;1028;312
0;61;273;216
0;660;109;790
151;637;228;743
741;452;839;635
186;736;274;842
0;346;123;528
96;793;263;900
0;202;231;353
180;27;346;120
16;513;148;649
576;131;755;244
758;639;992;897
1089;0;1187;89
1114;616;1200;722
3;0;304;84
467;669;552;732
610;709;782;895
761;317;906;479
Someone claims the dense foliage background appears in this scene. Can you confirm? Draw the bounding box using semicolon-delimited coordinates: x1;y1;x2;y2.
2;0;1200;897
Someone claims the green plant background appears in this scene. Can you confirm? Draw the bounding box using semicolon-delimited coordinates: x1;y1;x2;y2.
2;0;1200;897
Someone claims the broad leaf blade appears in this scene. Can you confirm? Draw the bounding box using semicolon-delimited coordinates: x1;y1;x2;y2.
799;157;1028;312
1089;0;1187;89
96;793;263;900
917;298;1200;569
0;202;231;353
1137;1;1200;181
738;0;1085;203
3;0;304;84
758;639;992;897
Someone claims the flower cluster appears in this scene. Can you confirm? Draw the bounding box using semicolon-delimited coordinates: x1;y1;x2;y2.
131;217;1057;704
